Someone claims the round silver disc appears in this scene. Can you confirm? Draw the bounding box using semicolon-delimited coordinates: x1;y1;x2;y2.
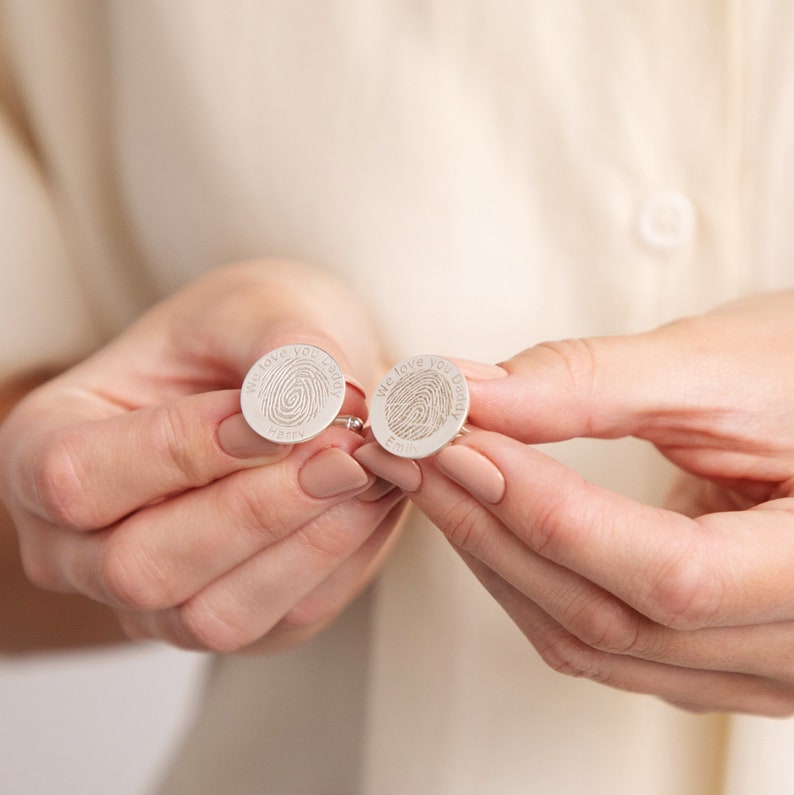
240;344;346;443
370;355;469;459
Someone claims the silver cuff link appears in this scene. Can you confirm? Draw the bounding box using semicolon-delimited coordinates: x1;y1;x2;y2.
370;355;470;459
241;344;364;443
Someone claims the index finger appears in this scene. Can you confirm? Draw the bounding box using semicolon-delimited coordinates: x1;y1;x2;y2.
7;375;366;533
429;431;794;629
7;390;287;530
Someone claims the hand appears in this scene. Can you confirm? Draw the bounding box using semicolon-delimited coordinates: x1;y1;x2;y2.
0;261;405;652
387;290;794;714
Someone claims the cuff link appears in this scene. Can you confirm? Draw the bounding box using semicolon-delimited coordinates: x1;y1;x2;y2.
241;344;364;443
370;355;470;459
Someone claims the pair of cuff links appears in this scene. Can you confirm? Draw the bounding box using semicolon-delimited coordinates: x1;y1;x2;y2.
241;344;469;459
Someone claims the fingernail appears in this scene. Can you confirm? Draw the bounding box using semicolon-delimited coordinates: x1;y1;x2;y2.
218;414;285;459
357;478;398;503
299;448;372;498
447;358;509;380
435;445;505;504
353;442;422;492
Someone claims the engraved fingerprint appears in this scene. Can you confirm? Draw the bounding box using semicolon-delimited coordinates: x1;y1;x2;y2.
257;358;331;426
385;370;453;440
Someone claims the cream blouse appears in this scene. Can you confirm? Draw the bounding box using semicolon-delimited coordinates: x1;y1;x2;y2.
2;2;794;793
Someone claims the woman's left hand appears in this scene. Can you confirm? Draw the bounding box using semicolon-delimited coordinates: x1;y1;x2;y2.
363;290;794;715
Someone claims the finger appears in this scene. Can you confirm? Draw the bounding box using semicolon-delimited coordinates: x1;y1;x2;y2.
174;262;384;386
273;498;406;635
616;617;794;683
122;492;406;651
16;384;365;532
461;554;794;716
411;440;794;689
454;334;664;443
433;432;794;628
25;428;374;607
85;262;383;397
454;307;794;460
14;390;291;530
459;517;794;684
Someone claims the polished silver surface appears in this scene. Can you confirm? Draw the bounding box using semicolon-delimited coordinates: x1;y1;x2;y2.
241;344;346;442
332;415;365;434
370;355;469;458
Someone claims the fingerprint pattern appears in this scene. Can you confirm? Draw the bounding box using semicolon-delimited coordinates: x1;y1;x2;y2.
257;358;331;426
385;370;453;440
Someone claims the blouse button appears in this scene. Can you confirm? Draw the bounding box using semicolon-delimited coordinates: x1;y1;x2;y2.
636;189;697;252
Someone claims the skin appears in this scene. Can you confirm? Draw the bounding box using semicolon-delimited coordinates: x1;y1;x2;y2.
0;260;406;653
403;289;794;716
0;370;128;650
4;263;794;716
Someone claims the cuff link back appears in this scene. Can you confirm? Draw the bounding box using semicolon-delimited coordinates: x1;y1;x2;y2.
370;355;470;459
241;344;363;443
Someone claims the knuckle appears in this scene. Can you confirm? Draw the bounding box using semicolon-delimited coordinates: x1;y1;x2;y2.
228;479;292;543
645;546;724;630
280;597;336;635
18;545;60;592
527;492;575;557
562;594;646;656
154;404;206;486
441;501;489;554
535;627;612;684
296;524;353;563
98;535;171;611
31;434;96;530
520;474;595;559
116;612;147;642
533;338;599;432
177;600;260;653
294;505;363;563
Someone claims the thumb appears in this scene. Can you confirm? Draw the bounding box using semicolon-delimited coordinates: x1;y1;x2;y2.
452;331;676;444
81;261;382;399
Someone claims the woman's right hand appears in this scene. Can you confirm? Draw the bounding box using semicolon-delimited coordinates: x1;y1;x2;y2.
0;260;405;652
